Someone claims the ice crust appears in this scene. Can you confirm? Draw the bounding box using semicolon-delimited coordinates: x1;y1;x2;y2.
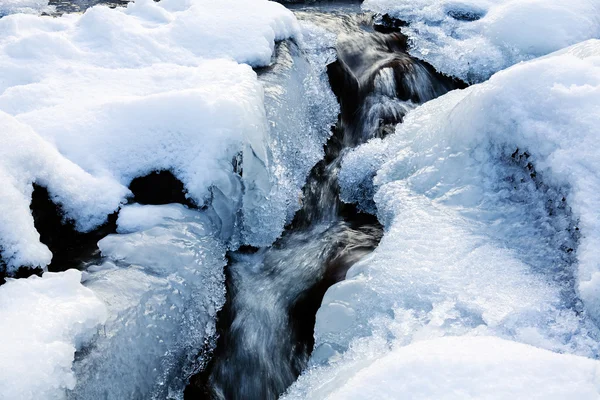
363;0;600;82
286;40;600;398
0;270;106;400
285;336;600;400
0;0;332;271
69;204;227;399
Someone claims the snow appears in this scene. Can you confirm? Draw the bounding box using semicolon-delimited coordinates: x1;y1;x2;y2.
0;0;51;16
0;0;336;272
290;39;600;397
71;204;227;399
285;336;600;400
0;270;106;400
363;0;600;82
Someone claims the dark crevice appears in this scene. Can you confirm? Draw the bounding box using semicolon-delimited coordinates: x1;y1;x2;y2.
129;170;195;207
0;170;195;281
0;265;43;286
373;14;408;33
31;184;118;273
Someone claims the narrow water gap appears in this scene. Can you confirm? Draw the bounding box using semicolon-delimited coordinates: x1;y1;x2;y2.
185;4;461;400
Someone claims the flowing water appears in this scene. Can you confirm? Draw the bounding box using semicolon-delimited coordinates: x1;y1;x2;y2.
185;4;459;399
33;1;460;398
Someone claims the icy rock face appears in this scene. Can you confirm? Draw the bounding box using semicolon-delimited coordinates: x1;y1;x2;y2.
0;270;106;400
285;337;600;400
0;0;52;16
0;0;305;271
287;40;600;397
69;204;226;400
249;22;339;245
363;0;600;83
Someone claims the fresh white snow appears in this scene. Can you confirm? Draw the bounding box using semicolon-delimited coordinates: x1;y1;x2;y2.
285;336;600;400
363;0;600;82
0;270;106;400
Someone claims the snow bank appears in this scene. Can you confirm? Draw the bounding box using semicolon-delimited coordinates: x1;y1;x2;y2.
0;270;106;400
363;0;600;82
290;39;600;396
0;0;325;271
0;0;51;16
70;204;226;399
285;336;600;399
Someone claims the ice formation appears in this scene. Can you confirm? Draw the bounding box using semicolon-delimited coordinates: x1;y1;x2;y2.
69;204;226;399
0;0;337;271
0;0;51;16
285;337;600;399
363;0;600;82
285;39;600;398
0;270;106;400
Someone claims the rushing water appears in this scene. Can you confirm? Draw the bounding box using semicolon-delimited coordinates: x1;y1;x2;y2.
33;1;459;398
185;5;459;400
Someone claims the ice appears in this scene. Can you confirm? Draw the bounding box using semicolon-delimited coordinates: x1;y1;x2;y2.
69;204;226;399
0;270;106;400
291;39;600;396
0;0;51;16
0;0;318;271
285;336;600;399
246;21;339;245
363;0;600;82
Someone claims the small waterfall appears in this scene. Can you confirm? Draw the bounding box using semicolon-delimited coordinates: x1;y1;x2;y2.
185;6;460;400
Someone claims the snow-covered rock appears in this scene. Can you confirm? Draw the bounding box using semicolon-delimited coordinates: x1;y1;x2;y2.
363;0;600;82
0;270;106;400
291;38;600;397
0;0;338;271
285;336;600;399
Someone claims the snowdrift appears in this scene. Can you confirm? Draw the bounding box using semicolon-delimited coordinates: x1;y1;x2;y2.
286;336;600;399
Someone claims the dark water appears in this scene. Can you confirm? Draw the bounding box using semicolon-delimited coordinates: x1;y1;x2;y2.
185;5;459;400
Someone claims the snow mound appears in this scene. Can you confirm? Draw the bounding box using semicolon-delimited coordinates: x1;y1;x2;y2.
312;39;600;378
363;0;600;82
0;0;318;271
0;0;51;16
0;270;106;400
285;336;600;400
71;204;226;399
